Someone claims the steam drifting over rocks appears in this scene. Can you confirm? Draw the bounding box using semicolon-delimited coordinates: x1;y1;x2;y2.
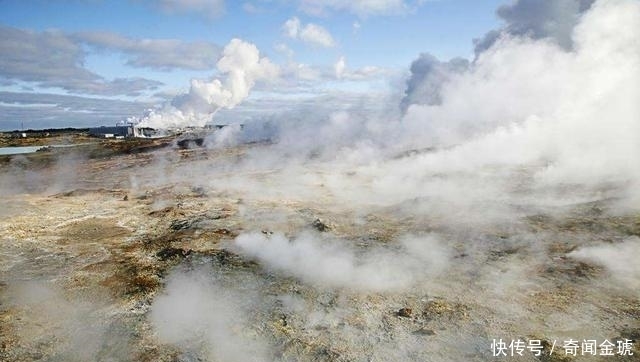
2;0;640;361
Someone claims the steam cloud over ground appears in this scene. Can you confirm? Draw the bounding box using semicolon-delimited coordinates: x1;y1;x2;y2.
144;1;640;359
1;0;639;361
234;232;451;291
139;3;640;359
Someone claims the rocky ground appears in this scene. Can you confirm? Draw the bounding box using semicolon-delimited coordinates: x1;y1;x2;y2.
0;139;638;361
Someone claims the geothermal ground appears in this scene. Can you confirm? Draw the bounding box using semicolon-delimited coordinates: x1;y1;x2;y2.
0;136;639;362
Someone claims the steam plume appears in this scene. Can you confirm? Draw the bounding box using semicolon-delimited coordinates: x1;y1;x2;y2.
150;267;271;361
569;237;640;290
139;38;279;129
402;0;597;115
234;232;451;291
474;0;596;54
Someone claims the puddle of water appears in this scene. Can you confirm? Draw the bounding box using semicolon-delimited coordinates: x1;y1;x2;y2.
0;144;89;156
0;146;46;155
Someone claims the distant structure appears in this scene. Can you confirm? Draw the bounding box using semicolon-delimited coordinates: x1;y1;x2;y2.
88;124;157;138
204;124;232;130
89;125;133;138
88;123;234;139
133;127;157;138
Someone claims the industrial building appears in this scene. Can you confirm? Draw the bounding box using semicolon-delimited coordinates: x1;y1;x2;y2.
88;124;157;138
89;125;134;138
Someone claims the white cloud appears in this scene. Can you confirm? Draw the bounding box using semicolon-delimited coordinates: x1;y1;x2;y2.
0;26;162;96
283;17;335;48
349;65;385;79
242;2;259;13
334;56;346;79
152;0;225;19
274;42;294;58
283;17;301;38
300;23;336;48
332;56;387;81
353;21;361;32
280;61;323;82
299;0;418;17
280;57;388;85
75;31;220;71
151;0;420;19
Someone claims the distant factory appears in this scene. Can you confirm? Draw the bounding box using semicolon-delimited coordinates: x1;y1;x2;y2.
88;124;156;138
88;123;238;140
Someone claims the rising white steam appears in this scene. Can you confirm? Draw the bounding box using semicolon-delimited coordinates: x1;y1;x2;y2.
150;267;271;361
388;0;640;198
234;232;451;291
569;237;640;290
137;1;640;359
4;281;125;360
139;38;279;129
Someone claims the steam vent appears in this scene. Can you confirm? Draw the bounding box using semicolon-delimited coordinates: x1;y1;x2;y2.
1;0;639;361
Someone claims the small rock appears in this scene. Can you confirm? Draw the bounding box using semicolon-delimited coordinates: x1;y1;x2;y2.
170;219;192;231
312;218;329;232
156;247;191;260
36;146;53;153
412;328;436;336
191;186;207;197
397;307;412;318
123;195;128;201
148;206;175;216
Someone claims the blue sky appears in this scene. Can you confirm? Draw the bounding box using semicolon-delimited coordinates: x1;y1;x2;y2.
0;0;508;129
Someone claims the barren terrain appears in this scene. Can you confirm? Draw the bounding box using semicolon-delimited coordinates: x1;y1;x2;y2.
0;137;638;362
